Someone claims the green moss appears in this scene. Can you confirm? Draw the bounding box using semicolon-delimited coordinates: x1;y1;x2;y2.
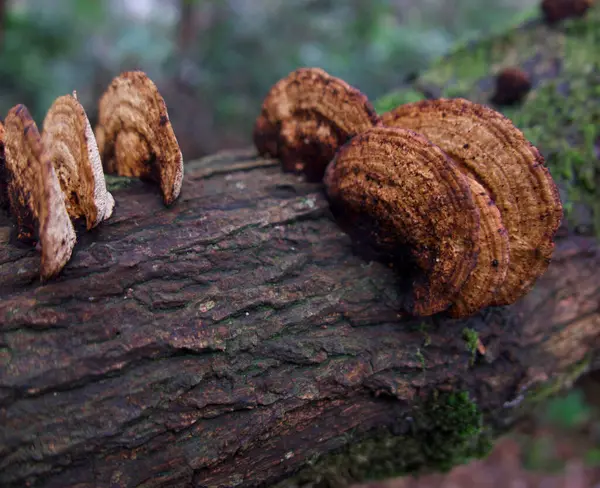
541;389;592;429
275;391;492;488
417;20;565;100
416;347;426;371
503;74;600;233
523;355;592;407
584;448;600;467
105;174;138;191
373;88;426;114
391;3;600;234
462;328;479;366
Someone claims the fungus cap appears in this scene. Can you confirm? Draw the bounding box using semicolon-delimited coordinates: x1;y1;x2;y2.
324;126;481;317
491;67;532;106
382;98;563;306
541;0;593;23
447;177;510;318
4;105;76;280
42;92;115;229
95;71;183;206
254;67;380;182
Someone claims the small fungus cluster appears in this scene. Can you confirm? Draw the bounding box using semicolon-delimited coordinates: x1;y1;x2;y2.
491;67;532;106
0;71;183;280
253;67;380;182
255;68;563;318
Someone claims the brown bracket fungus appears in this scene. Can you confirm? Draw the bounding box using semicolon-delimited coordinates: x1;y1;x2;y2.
381;98;563;308
4;105;76;280
324;126;481;317
541;0;593;23
42;92;115;229
95;71;184;206
447;177;510;318
491;67;532;106
253;67;380;182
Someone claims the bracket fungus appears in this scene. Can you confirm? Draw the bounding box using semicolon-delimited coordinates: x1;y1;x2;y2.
95;71;184;206
4;105;76;280
491;67;532;106
42;92;115;229
253;67;380;182
324;126;481;317
448;177;510;318
381;98;563;309
541;0;593;23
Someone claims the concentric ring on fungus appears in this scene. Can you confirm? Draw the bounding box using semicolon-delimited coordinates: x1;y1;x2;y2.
381;98;563;306
95;71;184;206
42;92;115;229
254;67;381;182
448;177;510;317
324;126;481;317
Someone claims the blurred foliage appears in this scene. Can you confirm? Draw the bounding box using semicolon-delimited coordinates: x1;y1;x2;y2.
373;88;425;114
541;389;593;429
585;448;600;467
0;0;538;154
519;386;600;473
0;2;79;120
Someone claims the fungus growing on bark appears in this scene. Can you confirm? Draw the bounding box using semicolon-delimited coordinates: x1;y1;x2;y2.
541;0;593;23
4;105;76;280
324;126;481;317
491;67;532;106
253;67;380;182
0;120;8;209
95;71;184;206
42;92;115;229
381;98;563;307
447;178;510;318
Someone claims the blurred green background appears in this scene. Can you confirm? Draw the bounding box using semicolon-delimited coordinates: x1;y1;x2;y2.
0;0;540;159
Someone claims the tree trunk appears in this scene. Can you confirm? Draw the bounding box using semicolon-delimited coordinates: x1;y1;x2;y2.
177;0;198;58
1;150;599;488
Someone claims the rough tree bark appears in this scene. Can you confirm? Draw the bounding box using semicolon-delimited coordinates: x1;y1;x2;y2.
1;150;599;488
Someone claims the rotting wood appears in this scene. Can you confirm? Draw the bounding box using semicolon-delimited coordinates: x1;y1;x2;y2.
0;150;599;488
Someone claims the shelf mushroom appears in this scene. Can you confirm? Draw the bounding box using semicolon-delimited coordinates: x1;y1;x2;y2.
324;126;481;317
254;67;381;182
541;0;593;23
381;98;563;309
95;71;184;206
3;105;76;280
491;67;532;106
42;92;115;229
447;177;510;317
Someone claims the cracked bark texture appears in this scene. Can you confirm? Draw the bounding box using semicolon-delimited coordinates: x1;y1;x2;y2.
0;150;599;488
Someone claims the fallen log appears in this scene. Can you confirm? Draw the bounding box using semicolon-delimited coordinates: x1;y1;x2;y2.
0;150;599;488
